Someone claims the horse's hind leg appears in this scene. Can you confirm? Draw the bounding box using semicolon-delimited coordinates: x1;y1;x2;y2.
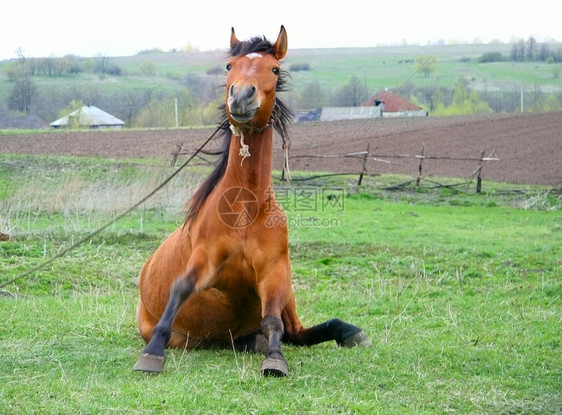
286;318;371;347
282;296;371;348
133;274;196;373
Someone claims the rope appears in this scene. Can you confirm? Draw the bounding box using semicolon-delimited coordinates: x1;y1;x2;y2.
230;124;251;165
282;141;291;182
0;120;228;290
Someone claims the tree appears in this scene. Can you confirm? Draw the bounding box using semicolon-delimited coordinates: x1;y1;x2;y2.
539;43;551;62
415;55;437;77
8;80;37;113
298;81;326;108
7;49;37;113
94;53;122;75
511;39;525;61
133;90;202;128
478;52;505;63
140;60;157;77
57;100;85;128
526;36;537;61
432;79;493;116
121;93;141;126
331;76;368;107
416;85;449;112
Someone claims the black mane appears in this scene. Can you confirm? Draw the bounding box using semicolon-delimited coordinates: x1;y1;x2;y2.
229;36;277;57
185;35;293;223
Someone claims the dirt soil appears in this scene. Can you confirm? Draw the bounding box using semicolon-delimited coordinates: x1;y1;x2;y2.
1;112;560;188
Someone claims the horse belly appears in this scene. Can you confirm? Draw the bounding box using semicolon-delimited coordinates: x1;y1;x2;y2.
173;287;262;343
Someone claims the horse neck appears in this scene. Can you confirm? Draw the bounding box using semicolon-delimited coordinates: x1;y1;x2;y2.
222;125;274;199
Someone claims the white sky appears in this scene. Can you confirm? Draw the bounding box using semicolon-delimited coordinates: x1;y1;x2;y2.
1;0;560;60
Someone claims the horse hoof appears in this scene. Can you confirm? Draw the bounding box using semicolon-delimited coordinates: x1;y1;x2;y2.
343;331;372;348
261;357;289;377
133;353;166;373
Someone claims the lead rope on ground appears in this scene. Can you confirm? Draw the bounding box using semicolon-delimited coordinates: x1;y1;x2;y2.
0;120;228;290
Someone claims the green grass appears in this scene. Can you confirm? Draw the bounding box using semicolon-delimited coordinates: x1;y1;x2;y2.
1;154;561;414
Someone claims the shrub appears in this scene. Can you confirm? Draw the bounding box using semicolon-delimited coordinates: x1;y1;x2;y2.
289;63;311;72
478;52;505;63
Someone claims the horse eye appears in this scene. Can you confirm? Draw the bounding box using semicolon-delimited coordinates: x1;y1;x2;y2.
226;64;232;71
272;67;280;75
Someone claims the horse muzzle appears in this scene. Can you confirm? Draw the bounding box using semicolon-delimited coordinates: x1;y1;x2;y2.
228;84;260;123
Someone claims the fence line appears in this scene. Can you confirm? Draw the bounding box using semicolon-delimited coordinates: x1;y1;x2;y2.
171;142;499;193
286;143;498;192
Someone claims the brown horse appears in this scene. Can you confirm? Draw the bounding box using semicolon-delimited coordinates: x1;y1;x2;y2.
133;26;370;377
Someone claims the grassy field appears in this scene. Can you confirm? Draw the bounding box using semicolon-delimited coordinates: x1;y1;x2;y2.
115;43;561;92
0;154;561;414
1;43;560;111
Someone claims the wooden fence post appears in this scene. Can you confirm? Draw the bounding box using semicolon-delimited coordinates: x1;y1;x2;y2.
416;143;425;187
170;143;183;167
357;144;370;186
476;150;485;193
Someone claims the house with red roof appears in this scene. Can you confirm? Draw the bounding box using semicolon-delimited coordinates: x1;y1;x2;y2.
362;90;427;117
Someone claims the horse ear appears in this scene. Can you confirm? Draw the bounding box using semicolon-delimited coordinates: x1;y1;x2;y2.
230;27;239;49
273;25;288;60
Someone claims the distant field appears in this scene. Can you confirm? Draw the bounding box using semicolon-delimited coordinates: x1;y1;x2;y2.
117;43;562;92
1;42;560;109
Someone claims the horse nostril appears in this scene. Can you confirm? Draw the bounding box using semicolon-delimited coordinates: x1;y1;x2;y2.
229;85;235;97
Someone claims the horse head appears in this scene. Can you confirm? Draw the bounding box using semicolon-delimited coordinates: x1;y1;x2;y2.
226;26;288;131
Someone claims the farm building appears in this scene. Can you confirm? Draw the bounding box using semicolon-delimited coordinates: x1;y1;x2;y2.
51;105;125;129
0;114;48;130
295;90;426;122
362;91;427;117
295;106;382;122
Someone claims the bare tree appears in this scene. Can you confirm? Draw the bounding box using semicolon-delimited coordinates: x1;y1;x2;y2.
7;49;37;113
511;39;525;61
298;81;326;108
331;76;369;107
527;36;537;60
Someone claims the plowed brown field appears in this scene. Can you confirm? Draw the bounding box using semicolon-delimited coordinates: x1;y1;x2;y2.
1;112;560;187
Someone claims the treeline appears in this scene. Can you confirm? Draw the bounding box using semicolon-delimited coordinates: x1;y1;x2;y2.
4;72;562;128
479;37;562;63
25;84;220;128
291;75;562;116
1;51;222;125
402;80;562;115
3;53;122;79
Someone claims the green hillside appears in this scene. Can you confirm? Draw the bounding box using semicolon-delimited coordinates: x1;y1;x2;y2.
115;43;561;92
1;41;561;127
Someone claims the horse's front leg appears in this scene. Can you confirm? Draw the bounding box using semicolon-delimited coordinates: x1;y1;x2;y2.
257;260;291;377
259;314;288;376
133;269;197;373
